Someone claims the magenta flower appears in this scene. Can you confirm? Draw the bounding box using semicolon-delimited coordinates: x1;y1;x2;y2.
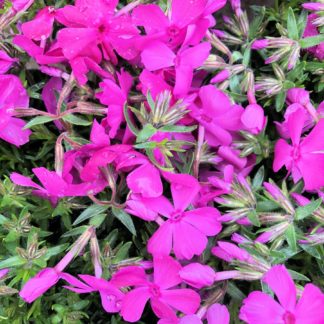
0;50;18;74
273;107;324;190
303;2;324;11
21;6;56;41
62;274;124;313
239;265;324;324
0;74;31;146
96;69;133;138
241;103;266;135
56;0;139;67
190;85;244;146
20;227;94;303
126;163;163;198
132;0;225;49
11;166;106;205
136;173;222;259
179;263;215;289
141;41;211;97
111;256;201;322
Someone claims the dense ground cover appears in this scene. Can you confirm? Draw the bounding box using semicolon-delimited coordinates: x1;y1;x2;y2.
0;0;323;323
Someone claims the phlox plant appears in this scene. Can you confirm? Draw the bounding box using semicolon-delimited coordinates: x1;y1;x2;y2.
0;0;323;323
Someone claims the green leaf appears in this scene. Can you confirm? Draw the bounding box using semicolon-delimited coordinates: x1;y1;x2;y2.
73;205;108;226
252;166;265;190
286;224;297;252
134;142;157;149
44;244;69;260
146;91;155;111
23;116;55;129
136;124;157;143
159;125;197;133
0;256;25;269
243;46;251;66
63;114;92;126
295;199;322;221
61;226;89;238
300;34;324;48
112;207;136;236
288;269;310;281
247;210;260;227
114;242;132;261
123;104;139;135
287;7;299;40
275;92;286;112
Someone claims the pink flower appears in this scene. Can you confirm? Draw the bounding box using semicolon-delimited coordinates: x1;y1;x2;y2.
273;108;324;190
207;303;230;324
239;265;324;324
41;77;64;130
141;173;222;259
63;274;124;313
111;256;201;322
179;263;215;289
141;41;211;97
0;50;18;74
126;163;163;198
190;85;244;146
132;0;224;49
96;69;133;138
0;74;31;146
56;0;139;71
21;6;56;41
241;103;266;135
20;227;94;303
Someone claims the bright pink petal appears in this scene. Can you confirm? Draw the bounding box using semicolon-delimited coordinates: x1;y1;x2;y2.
287;108;306;146
179;43;211;68
179;263;215;289
173;221;207;259
111;266;147;288
57;28;98;60
127;163;163;198
179;315;202;324
151;297;177;320
132;4;168;33
298;153;324;190
10;172;43;190
239;291;285;324
0;118;31;146
207;303;230;324
148;222;173;257
295;284;324;324
163;172;200;211
90;120;110;146
301;119;324;153
183;207;222;236
160;288;201;314
273;139;293;172
174;64;193;97
171;0;208;28
33;167;67;197
121;287;151;322
153;256;181;289
141;41;175;71
262;265;296;311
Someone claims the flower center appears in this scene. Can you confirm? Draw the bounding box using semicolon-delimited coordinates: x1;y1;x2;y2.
149;284;161;297
292;145;300;161
283;311;296;324
170;210;184;222
167;25;180;38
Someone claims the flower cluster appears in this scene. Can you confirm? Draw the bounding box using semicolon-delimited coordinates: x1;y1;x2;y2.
0;0;323;323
